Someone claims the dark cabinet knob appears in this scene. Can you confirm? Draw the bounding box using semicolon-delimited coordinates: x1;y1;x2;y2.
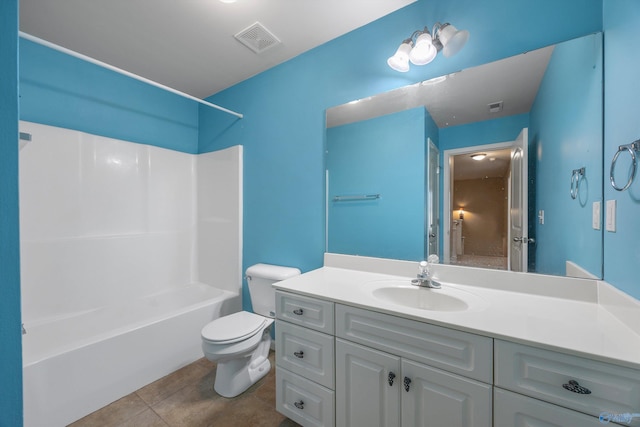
294;351;304;359
293;308;304;315
404;377;412;392
388;372;396;386
294;400;304;410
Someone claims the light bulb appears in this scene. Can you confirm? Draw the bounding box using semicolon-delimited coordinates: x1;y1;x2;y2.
387;42;412;72
409;33;437;65
438;24;469;57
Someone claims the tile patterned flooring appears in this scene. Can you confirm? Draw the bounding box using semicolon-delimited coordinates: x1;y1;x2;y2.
69;352;300;427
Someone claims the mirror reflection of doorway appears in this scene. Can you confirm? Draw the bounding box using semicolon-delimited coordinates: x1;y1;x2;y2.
450;147;512;270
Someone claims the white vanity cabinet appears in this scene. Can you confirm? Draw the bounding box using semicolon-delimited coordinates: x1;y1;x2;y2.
274;288;640;427
275;291;336;427
335;304;493;427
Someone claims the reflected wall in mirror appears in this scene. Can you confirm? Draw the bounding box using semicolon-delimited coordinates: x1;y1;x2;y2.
325;32;603;279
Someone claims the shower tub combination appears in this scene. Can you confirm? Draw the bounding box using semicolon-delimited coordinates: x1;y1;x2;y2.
19;122;244;426
22;284;239;427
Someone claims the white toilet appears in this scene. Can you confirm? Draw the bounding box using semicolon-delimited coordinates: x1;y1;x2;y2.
201;263;300;398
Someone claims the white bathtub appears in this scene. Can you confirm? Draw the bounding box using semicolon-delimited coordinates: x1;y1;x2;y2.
22;283;240;427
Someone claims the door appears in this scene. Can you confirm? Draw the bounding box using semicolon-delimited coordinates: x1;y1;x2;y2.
402;359;492;427
427;139;440;257
509;128;528;272
336;339;401;427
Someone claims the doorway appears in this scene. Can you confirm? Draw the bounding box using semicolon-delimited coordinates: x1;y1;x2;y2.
442;140;519;270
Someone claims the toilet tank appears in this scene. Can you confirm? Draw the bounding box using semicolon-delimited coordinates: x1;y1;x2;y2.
246;263;301;318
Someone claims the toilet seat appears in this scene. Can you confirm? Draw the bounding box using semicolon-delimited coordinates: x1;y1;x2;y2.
201;311;268;344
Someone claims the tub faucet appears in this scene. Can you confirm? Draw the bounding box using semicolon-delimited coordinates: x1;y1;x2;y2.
411;256;441;289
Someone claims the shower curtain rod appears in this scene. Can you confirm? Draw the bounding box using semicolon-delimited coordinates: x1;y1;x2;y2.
19;31;244;119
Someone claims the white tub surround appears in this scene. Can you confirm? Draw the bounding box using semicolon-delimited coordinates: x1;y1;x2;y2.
274;254;640;427
19;121;243;426
275;253;640;369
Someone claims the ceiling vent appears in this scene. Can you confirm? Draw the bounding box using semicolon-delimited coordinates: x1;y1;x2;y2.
234;22;281;54
488;101;503;114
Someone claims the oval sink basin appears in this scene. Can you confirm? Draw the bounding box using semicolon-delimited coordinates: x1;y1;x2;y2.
364;280;487;312
372;286;469;311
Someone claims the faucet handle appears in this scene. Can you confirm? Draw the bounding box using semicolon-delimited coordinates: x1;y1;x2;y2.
427;254;440;265
418;260;429;276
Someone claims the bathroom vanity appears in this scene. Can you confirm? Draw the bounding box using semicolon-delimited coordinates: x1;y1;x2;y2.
274;254;640;427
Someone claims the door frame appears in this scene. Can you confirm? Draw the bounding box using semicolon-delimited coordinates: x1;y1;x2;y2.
442;140;516;264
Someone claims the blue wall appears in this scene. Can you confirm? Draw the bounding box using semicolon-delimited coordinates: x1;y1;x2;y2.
327;108;425;261
202;0;601;310
0;1;23;425
19;39;199;153
530;33;603;277
603;0;640;299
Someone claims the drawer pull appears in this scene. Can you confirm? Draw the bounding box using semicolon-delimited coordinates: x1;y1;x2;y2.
294;400;304;410
293;350;304;359
562;380;592;394
404;376;412;392
293;308;304;315
388;372;396;386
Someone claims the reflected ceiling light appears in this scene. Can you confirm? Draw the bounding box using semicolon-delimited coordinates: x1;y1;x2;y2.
471;153;487;161
387;22;469;72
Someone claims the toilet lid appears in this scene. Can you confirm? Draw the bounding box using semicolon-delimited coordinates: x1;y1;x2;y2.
201;311;267;344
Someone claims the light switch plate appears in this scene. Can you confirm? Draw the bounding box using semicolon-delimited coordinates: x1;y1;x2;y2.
592;201;601;230
606;200;616;232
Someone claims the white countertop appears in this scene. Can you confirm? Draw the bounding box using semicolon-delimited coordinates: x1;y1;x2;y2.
273;256;640;370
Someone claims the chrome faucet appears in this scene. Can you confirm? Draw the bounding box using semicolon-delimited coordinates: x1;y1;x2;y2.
411;256;441;289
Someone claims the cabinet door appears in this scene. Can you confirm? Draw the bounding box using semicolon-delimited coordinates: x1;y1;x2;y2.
336;339;401;427
494;388;604;427
402;359;492;427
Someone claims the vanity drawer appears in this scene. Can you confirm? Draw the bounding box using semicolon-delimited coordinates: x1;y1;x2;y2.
495;340;640;424
276;291;334;334
494;388;604;426
276;367;335;427
276;320;335;389
335;304;493;383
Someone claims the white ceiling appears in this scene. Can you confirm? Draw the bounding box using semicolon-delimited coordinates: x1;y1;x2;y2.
19;0;416;99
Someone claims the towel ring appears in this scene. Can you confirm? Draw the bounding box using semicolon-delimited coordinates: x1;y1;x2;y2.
570;167;585;200
610;140;640;192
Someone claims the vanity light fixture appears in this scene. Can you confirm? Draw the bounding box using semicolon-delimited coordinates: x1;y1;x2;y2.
387;22;469;72
471;153;487;161
459;208;464;219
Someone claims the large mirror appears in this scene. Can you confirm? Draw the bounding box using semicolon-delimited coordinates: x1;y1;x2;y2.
325;33;603;279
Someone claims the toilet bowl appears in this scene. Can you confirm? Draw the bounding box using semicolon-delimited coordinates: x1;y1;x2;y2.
201;263;300;398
